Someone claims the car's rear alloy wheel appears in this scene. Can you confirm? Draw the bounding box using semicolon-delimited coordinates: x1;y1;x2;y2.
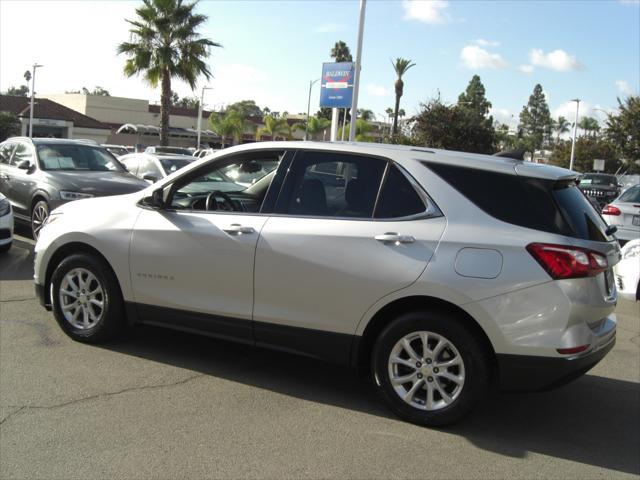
31;200;49;240
51;253;125;342
388;331;466;411
372;310;489;426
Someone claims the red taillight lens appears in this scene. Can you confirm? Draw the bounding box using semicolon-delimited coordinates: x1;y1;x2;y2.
557;345;590;355
602;205;621;216
526;243;609;279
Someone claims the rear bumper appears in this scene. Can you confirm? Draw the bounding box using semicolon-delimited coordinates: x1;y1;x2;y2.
497;319;616;392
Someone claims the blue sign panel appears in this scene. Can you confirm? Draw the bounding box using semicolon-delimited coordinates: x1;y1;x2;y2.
319;62;354;108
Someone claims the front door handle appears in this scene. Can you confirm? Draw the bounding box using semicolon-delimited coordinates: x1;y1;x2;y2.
222;224;255;235
374;232;415;244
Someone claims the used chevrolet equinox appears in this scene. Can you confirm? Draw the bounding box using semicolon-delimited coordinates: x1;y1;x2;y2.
34;142;619;426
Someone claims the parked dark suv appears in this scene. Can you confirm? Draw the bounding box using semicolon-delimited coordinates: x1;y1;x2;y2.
0;137;148;238
578;173;622;208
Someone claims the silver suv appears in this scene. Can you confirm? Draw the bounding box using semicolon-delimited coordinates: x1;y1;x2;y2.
33;142;619;426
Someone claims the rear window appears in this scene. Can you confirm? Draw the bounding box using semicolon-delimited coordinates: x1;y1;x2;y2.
426;163;609;242
618;185;640;203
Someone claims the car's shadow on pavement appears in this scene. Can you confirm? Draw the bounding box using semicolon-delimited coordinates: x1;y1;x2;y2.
101;324;640;476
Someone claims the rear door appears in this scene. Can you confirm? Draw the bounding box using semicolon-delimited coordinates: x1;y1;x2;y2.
8;142;39;217
253;150;446;363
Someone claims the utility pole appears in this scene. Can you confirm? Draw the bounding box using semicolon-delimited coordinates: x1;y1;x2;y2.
28;63;43;138
348;0;367;142
196;86;212;149
569;98;580;171
305;79;319;141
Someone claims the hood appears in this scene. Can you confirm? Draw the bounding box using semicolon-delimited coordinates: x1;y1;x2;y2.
45;171;148;196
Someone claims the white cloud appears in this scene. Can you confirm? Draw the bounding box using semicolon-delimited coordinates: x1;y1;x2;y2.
365;83;391;97
474;38;500;47
402;0;449;24
519;64;534;74
529;48;582;71
315;22;345;33
490;107;517;130
460;45;507;69
615;80;634;95
553;101;613;129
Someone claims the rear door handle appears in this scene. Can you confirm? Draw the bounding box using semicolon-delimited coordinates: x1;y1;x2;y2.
222;224;255;235
374;232;415;244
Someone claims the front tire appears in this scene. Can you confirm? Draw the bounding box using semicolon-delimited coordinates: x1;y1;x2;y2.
51;253;125;343
31;200;49;240
372;309;489;426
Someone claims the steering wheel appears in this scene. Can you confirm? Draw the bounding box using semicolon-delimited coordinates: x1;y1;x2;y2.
205;191;235;211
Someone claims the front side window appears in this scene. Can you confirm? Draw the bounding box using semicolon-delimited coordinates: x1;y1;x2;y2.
37;144;124;172
276;151;386;218
0;143;15;165
12;143;36;167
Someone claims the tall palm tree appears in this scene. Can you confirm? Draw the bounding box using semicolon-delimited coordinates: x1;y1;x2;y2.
330;41;353;62
306;116;331;140
391;58;415;135
256;115;289;141
117;0;220;146
554;116;570;143
209;112;243;148
339;119;374;142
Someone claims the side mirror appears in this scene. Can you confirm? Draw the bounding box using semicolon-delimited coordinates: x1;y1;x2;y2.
143;174;159;183
17;160;32;170
141;188;165;209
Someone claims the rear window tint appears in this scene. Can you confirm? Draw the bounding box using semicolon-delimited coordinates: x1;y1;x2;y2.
426;162;608;242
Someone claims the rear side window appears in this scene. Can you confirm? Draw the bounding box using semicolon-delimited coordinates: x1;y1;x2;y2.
426;162;609;242
375;165;426;218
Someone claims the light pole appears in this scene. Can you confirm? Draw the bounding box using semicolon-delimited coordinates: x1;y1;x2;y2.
196;86;212;149
28;63;43;138
304;79;320;141
569;98;580;171
348;0;367;142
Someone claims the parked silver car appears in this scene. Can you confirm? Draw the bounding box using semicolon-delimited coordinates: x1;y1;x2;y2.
0;137;148;238
119;153;197;183
602;184;640;244
33;142;618;426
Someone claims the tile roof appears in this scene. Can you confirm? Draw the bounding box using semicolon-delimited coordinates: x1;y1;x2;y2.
0;95;109;130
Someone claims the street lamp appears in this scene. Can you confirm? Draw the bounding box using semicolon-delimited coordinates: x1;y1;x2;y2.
28;63;43;138
304;79;320;141
569;98;580;171
196;86;212;149
348;0;367;142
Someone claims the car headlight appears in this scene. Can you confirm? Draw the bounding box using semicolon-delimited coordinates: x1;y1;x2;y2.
0;198;10;217
622;244;640;259
60;191;94;201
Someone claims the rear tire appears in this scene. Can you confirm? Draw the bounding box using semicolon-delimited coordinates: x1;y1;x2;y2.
51;253;125;343
372;309;489;427
31;200;49;240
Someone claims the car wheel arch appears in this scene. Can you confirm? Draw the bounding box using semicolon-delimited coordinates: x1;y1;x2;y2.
352;295;497;377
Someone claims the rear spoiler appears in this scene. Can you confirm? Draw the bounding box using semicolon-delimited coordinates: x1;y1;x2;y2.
493;150;525;161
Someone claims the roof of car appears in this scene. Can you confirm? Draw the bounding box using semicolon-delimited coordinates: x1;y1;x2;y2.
6;137;105;147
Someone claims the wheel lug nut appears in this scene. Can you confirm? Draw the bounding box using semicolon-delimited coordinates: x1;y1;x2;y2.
426;358;432;364
434;367;439;373
416;362;421;368
427;376;433;382
417;373;423;379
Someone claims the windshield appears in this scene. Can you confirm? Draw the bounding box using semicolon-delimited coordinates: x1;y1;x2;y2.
580;174;617;187
105;146;128;157
153;147;192;156
159;158;192;175
37;144;124;172
618;185;640;203
221;160;280;186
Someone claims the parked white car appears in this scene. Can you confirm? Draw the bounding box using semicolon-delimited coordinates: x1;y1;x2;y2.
33;142;619;426
119;153;197;183
0;192;13;252
614;239;640;301
602;184;640;244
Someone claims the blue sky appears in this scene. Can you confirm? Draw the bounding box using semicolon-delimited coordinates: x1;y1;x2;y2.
1;0;638;128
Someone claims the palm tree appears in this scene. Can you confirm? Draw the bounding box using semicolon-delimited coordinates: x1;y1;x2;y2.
209;112;243;148
358;109;375;122
339;119;374;142
117;0;220;146
391;58;415;135
305;116;331;140
578;116;600;137
256;115;289;141
330;41;353;62
554;116;570;143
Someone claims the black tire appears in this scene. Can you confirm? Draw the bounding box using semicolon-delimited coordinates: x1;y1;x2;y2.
51;253;125;343
0;241;11;253
372;309;490;427
31;200;49;240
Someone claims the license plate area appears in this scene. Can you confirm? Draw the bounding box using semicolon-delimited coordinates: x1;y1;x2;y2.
632;215;639;226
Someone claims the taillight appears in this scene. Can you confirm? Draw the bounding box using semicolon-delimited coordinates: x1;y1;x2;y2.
526;243;609;279
557;345;590;355
601;205;621;216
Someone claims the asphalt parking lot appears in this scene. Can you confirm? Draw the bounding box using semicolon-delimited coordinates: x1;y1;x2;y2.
1;234;639;480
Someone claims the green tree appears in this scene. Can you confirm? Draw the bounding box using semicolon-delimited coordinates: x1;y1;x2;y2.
553;116;571;143
209;111;244;148
330;41;353;62
550;137;621;173
606;95;640;172
391;58;415;135
578;116;600;138
518;84;552;155
339;119;374;142
305;116;331;140
118;0;221;145
175;96;199;109
226;100;263;118
256;115;289;141
357;109;375;122
0;111;21;141
5;85;29;96
457;74;492;116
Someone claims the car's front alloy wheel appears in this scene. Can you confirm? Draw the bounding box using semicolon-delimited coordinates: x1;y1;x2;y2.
31;200;49;240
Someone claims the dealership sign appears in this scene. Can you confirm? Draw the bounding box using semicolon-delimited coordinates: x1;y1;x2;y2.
319;62;354;108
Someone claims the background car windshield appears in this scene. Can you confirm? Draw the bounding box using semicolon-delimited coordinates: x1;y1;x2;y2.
37;145;124;172
580;174;617;186
154;147;192;155
159;158;192;175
